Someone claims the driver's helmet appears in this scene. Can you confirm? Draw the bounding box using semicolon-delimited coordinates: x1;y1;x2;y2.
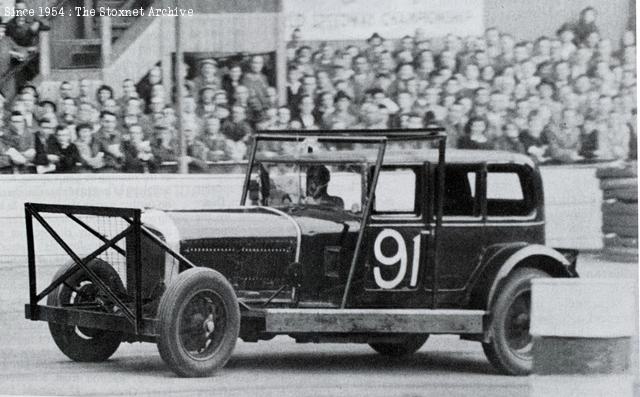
306;165;331;198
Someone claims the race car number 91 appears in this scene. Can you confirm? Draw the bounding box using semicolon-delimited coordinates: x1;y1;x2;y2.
373;229;421;289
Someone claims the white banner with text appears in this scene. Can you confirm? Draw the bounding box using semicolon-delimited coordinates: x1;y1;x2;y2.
283;0;484;41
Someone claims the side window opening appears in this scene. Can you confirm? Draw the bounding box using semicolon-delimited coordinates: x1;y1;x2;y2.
486;170;534;217
439;167;479;217
373;168;418;214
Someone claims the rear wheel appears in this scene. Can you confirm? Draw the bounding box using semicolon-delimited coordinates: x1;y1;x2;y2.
369;334;429;357
157;268;240;377
47;259;124;362
482;267;549;375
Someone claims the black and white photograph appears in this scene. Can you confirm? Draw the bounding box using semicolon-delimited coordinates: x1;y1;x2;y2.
0;0;638;395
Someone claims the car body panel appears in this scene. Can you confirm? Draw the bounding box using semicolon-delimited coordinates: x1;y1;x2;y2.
135;148;575;321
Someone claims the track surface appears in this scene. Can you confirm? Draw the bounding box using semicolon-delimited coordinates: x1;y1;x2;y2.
0;254;635;396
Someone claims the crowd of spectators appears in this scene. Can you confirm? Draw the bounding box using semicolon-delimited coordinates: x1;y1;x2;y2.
0;6;636;173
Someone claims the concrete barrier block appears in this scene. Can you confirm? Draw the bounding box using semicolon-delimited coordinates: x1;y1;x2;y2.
531;278;635;338
531;278;635;376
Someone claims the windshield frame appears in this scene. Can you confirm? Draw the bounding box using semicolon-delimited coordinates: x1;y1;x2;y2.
240;129;447;308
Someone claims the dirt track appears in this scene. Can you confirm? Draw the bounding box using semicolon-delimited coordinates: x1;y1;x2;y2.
0;254;635;396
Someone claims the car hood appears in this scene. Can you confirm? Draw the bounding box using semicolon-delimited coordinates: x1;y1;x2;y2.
141;206;361;242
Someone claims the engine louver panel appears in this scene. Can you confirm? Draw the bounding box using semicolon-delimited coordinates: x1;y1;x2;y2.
181;237;295;290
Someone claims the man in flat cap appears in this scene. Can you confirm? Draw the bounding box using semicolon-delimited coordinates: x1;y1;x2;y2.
191;59;220;96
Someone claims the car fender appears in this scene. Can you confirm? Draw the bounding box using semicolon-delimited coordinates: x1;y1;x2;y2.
141;209;181;285
467;243;574;311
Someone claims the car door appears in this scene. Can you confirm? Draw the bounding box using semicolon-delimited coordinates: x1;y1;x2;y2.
430;163;487;306
359;165;432;308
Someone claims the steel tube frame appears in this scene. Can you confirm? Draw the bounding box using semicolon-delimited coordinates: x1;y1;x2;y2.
66;213;127;256
24;203;143;332
341;140;387;308
35;226;132;302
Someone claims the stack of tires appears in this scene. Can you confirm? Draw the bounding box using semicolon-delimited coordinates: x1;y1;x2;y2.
598;163;638;262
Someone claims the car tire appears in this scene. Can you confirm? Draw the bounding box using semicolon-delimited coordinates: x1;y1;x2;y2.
157;267;240;377
369;334;429;357
482;267;549;375
47;259;124;362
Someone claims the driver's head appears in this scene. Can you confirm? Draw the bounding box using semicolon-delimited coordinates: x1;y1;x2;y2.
306;165;331;199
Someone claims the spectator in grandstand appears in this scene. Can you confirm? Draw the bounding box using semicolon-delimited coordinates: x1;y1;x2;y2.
117;79;140;110
273;106;292;130
151;124;178;163
183;121;210;170
443;102;467;148
148;95;166;118
5;14;39;48
76;102;97;127
573;7;599;45
137;66;162;106
200;116;230;161
77;79;93;105
162;105;177;128
315;91;335;128
75;123;104;170
123;97;153;135
351;55;375;104
33;117;58;173
48;125;81;173
181;95;203;131
496;122;526;153
265;86;279;110
458;117;493;150
36;100;56;123
547;108;583;162
122;124;156;173
257;107;278;131
18;91;37;130
326;91;357;129
287;28;302;60
579;115;599;159
6;111;35;161
221;105;253;142
0;22;26;77
0;119;17;173
286;66;303;118
6;0;47;46
192;59;220;95
290;95;319;130
231;85;262;125
595;110;631;160
94;110;124;171
96;85;114;111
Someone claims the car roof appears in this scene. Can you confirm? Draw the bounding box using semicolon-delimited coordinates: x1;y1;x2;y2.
256;149;536;167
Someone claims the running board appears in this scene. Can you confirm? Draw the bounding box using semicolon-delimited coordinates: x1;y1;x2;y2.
264;308;485;334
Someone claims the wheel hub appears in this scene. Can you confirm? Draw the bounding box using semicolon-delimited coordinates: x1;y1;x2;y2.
179;290;226;360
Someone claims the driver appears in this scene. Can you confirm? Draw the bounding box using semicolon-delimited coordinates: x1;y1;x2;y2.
305;165;344;208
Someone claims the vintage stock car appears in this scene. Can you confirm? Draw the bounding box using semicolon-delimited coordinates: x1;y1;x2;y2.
24;129;578;377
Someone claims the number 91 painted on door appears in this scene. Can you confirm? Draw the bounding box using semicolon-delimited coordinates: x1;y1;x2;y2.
372;229;421;289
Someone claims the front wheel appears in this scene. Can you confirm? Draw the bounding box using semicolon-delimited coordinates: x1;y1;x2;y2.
482;267;549;375
157;268;240;377
47;259;124;362
369;334;429;357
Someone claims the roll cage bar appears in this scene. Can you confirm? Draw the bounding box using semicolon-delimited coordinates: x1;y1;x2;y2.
241;128;447;308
